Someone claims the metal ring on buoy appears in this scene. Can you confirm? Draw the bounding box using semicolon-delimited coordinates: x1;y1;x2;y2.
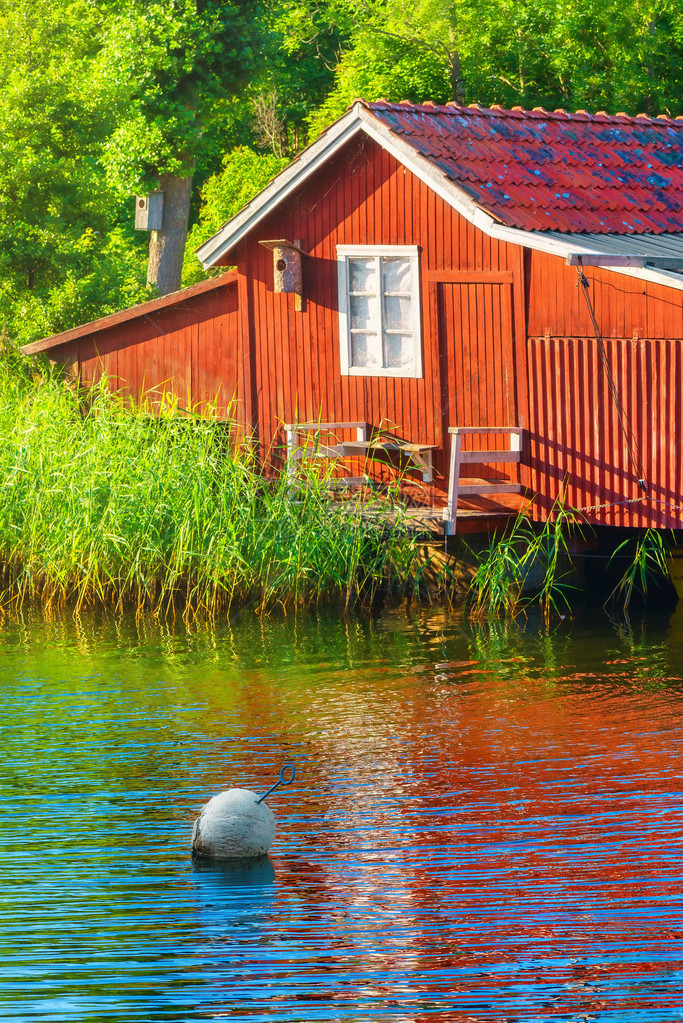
256;764;296;805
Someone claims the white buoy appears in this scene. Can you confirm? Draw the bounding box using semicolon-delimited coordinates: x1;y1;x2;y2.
191;765;296;861
192;788;275;860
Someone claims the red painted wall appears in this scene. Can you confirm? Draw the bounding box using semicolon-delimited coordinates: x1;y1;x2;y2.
230;135;527;488
227;136;683;527
74;279;242;421
526;252;683;528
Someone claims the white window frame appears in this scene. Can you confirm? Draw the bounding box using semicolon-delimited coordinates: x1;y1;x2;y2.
337;244;423;378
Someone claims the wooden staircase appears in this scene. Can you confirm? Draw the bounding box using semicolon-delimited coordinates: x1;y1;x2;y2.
443;427;523;535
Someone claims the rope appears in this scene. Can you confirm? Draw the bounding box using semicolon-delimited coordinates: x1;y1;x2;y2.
572;494;683;516
572;494;649;515
576;263;648;494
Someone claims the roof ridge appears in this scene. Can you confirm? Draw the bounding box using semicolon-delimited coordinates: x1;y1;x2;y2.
359;97;682;126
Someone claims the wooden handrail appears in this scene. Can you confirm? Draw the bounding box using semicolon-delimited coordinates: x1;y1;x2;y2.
448;426;519;434
284;420;434;482
285;421;367;434
444;427;524;535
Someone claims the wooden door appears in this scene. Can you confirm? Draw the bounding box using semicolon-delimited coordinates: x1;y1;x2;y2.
435;274;518;479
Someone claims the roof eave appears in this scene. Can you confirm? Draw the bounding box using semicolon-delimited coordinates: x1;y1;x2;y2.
195;101;683;294
21;270;238;356
488;222;683;291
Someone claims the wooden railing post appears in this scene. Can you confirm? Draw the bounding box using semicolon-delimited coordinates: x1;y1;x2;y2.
284;423;298;480
444;429;462;536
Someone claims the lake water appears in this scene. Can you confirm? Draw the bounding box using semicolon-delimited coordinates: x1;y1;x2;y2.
4;602;683;1021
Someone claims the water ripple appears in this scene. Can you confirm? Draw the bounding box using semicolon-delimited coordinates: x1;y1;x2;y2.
2;606;683;1020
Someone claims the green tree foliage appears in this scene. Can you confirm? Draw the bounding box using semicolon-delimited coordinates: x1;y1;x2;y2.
251;1;345;156
309;39;451;138
97;0;261;193
540;0;683;115
95;0;266;294
311;0;683;128
0;0;336;337
0;0;148;345
1;0;683;342
95;0;341;294
182;148;289;286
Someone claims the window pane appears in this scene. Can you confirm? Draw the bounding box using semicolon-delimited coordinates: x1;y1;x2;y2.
384;332;413;369
382;257;412;294
350;294;379;331
351;333;381;368
383;294;411;331
349;258;377;293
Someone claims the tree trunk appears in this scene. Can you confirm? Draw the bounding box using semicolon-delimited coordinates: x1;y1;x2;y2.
448;50;465;104
147;171;193;295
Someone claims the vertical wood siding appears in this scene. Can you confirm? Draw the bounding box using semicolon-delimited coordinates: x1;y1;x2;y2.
234;136;526;488
526;251;683;528
435;277;517;482
526;334;683;529
527;251;683;341
76;280;241;421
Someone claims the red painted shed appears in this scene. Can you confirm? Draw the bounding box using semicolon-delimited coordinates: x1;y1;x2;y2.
24;100;683;533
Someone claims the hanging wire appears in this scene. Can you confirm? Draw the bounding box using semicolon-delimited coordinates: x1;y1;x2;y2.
576;261;648;494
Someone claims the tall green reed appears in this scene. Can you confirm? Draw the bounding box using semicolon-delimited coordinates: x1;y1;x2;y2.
607;528;673;612
465;495;679;621
0;361;422;615
465;496;582;620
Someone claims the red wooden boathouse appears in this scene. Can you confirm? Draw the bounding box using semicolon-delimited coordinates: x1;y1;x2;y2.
22;99;683;534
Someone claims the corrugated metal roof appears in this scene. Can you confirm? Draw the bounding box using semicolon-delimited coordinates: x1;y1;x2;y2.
545;230;683;257
542;230;683;280
365;101;683;235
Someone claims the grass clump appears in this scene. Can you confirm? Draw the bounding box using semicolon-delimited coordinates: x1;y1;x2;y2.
466;497;582;621
607;528;673;612
466;498;677;622
0;358;421;615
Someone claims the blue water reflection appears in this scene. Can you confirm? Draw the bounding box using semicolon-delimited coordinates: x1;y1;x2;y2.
2;604;683;1019
192;856;276;928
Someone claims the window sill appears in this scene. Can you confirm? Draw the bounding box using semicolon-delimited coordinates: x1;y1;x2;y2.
342;366;423;379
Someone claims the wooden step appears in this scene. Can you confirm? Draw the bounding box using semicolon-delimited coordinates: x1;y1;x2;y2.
459;449;521;464
458;480;522;496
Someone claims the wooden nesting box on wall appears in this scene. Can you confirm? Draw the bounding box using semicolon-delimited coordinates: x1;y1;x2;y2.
259;239;306;309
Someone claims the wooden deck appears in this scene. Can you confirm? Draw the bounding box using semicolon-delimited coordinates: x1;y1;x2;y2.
286;420;525;536
334;488;526;537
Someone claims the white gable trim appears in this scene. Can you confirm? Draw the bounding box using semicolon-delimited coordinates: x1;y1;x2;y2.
195;106;366;267
196;101;683;294
355;107;496;233
195;101;496;269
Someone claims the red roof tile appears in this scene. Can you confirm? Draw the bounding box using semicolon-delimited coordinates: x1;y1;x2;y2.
364;100;683;234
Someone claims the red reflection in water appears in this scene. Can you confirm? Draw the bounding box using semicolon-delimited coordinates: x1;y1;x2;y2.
187;612;683;1019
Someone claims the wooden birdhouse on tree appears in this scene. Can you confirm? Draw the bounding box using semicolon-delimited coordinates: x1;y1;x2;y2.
135;191;164;232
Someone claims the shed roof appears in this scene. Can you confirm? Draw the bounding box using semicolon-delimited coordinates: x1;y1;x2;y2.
367;101;683;235
22;270;237;356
